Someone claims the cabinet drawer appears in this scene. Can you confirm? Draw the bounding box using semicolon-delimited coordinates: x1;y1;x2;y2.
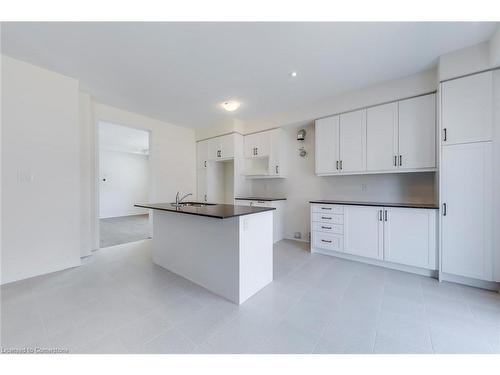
312;222;343;234
312;204;343;214
313;232;343;252
312;212;344;224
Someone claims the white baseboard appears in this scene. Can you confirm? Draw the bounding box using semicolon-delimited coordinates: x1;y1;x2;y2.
439;272;500;292
311;247;437;278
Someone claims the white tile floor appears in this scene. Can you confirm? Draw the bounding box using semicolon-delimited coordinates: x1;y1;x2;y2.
1;239;499;354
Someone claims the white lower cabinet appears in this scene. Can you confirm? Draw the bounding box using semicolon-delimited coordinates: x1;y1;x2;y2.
234;199;285;243
384;207;437;269
311;203;438;272
440;142;494;281
344;205;383;260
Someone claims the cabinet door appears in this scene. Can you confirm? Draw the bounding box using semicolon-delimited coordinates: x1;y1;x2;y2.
384;207;436;269
219;134;234;159
441;71;493;145
315;116;340;174
366;102;398;171
441;142;493;280
399;94;436;169
339;109;366;173
269;128;287;176
196;140;209;169
244;132;270;158
208;137;221;160
254;132;270;157
344;205;383;260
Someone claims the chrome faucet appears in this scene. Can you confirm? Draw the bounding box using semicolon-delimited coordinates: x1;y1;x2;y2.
175;191;193;206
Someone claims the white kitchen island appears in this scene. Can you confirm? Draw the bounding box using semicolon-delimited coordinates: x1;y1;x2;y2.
135;202;275;304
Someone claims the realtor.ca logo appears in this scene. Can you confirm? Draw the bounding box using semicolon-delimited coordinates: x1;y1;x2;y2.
1;347;69;354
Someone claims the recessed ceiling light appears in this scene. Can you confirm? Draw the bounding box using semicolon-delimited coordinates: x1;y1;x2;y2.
221;100;240;112
290;71;298;77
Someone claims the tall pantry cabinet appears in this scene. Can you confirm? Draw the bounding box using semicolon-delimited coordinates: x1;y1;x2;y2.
440;70;500;285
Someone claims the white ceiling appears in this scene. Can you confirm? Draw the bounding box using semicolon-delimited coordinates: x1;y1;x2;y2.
99;121;149;154
2;22;498;129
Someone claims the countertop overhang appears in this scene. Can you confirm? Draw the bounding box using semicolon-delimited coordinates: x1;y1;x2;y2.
135;203;275;219
235;197;287;201
309;200;439;209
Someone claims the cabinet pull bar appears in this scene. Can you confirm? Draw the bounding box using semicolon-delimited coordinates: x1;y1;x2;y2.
442;203;447;216
321;226;332;229
340;160;343;170
399;155;402;166
394;155;397;167
321;239;332;243
321;207;332;210
443;128;447;142
336;160;339;170
379;210;382;221
384;210;388;221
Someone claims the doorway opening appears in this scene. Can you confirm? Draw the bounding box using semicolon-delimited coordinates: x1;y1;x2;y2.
98;121;151;248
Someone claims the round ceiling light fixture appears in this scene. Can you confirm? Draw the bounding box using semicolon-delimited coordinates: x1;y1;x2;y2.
221;100;240;112
290;71;298;77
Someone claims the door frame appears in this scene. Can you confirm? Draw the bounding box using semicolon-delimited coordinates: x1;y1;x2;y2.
93;119;153;250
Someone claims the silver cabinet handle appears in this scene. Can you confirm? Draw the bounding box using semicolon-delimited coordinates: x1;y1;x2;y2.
321;216;332;220
321;207;332;210
340;160;343;170
204;160;207;168
321;239;332;243
379;210;382;221
321;226;332;229
204;194;207;202
384;210;388;221
399;155;402;167
275;165;279;174
394;155;397;167
336;160;339;170
442;203;447;216
443;128;447;142
255;147;258;156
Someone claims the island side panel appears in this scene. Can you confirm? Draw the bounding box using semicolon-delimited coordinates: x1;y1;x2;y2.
152;210;240;303
238;211;274;304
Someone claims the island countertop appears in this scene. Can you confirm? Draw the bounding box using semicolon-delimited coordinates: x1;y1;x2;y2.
135;202;276;219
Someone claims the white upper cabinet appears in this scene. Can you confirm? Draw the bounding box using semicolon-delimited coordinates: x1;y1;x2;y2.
366;102;398;172
384;207;437;269
243;128;287;178
344;205;383;260
244;132;270;158
315;93;436;176
399;94;436;169
269;128;287;177
441;71;493;145
339;109;367;173
196;140;209;169
441;142;493;281
315;116;340;174
208;134;235;160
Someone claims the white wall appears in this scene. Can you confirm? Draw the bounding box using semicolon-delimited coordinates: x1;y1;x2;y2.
2;55;197;283
99;150;149;218
79;92;96;257
91;102;196;204
1;56;81;284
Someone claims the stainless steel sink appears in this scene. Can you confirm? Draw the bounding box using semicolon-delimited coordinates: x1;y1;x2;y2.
170;202;216;208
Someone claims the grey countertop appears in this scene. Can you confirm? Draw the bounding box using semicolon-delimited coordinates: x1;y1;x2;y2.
309;200;439;209
135;202;276;219
235;197;287;201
